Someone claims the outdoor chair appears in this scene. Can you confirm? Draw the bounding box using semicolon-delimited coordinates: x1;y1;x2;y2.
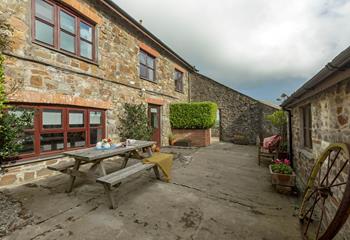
257;135;281;165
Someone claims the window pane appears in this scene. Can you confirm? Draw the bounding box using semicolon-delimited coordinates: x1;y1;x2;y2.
60;31;75;53
9;108;35;129
147;56;155;69
150;111;158;129
140;65;147;79
67;132;86;148
90;111;101;126
69;111;84;128
35;20;53;45
80;22;92;41
19;132;35;154
175;79;182;91
40;133;64;152
80;40;92;59
175;70;183;80
139;51;147;65
148;68;154;81
60;11;75;33
90;128;102;145
35;0;53;22
43;109;62;129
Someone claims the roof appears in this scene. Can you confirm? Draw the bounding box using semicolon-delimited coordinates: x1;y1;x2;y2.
281;46;350;108
100;0;196;71
259;100;281;110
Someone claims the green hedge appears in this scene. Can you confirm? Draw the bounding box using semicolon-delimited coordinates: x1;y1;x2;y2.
170;102;218;129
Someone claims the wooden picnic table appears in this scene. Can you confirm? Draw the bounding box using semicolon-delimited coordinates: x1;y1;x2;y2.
52;140;156;193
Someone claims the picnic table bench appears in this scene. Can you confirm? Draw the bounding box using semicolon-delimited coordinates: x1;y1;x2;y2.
48;140;161;209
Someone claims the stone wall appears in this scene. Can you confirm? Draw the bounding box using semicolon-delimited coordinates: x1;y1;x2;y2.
289;78;350;238
190;73;279;144
0;0;190;187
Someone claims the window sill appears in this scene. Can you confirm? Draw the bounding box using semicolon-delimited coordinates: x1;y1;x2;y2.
33;41;99;66
140;76;158;84
175;89;184;94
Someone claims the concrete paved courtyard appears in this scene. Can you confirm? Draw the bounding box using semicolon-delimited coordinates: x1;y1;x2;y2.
1;142;302;240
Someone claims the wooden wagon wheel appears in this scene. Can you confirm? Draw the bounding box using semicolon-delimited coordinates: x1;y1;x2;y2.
299;143;350;240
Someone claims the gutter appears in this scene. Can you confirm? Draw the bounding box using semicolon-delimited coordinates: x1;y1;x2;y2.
101;0;196;72
281;46;350;108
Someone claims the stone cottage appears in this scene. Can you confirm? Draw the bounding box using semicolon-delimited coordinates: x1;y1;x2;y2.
281;46;350;238
190;72;279;144
0;0;280;187
0;0;194;186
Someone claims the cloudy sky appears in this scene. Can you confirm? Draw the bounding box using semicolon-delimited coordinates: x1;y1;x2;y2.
114;0;350;103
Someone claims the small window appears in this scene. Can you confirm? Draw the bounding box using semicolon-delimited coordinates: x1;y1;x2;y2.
42;109;62;129
59;10;76;53
89;110;103;145
69;110;84;128
174;69;184;92
9;108;36;154
33;0;96;61
302;104;312;149
139;50;156;81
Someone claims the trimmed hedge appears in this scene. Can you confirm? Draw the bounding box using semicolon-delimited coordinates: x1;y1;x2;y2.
170;102;218;129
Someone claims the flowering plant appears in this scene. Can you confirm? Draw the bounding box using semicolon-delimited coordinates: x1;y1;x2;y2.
271;159;293;175
102;138;112;144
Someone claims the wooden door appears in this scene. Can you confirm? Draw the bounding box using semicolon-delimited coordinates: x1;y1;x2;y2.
148;104;161;146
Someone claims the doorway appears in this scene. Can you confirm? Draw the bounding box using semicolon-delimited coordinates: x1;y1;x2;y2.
148;104;161;146
212;109;221;142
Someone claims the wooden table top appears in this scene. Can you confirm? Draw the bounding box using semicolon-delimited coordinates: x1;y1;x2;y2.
64;140;156;161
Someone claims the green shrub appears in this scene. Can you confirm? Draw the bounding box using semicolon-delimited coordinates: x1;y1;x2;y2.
0;109;33;161
266;110;287;129
170;102;217;129
118;103;153;141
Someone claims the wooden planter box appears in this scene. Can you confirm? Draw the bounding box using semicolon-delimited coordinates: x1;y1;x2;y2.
269;165;296;187
172;129;211;147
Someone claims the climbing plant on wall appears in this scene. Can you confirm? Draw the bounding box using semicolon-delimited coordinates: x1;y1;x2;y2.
0;19;32;163
0;20;12;115
118;103;153;141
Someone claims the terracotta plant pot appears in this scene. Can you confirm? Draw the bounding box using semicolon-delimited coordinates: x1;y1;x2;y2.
269;165;296;187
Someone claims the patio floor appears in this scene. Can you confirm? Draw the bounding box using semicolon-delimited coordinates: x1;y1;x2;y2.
1;142;302;240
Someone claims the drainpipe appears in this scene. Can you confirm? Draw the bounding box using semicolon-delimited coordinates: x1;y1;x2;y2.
285;108;294;168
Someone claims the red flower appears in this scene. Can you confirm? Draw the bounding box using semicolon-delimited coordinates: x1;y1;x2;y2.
283;159;291;165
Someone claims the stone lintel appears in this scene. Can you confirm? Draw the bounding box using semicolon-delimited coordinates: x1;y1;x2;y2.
8;90;113;109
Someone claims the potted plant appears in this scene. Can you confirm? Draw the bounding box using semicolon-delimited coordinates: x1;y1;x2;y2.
168;132;175;145
269;159;296;189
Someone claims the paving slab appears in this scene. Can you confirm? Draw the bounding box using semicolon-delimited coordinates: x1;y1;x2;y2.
1;142;302;240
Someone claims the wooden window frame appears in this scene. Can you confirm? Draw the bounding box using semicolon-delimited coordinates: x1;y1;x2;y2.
174;69;184;93
32;0;96;62
11;104;106;162
139;49;156;82
302;104;312;149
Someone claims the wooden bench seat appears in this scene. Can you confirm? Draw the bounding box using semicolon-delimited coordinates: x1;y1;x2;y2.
47;161;85;173
97;162;160;209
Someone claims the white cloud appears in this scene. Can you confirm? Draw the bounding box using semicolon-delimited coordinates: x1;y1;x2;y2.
113;0;350;100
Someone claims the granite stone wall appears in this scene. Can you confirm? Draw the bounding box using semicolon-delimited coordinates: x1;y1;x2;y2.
190;73;279;144
0;0;190;186
289;78;350;238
